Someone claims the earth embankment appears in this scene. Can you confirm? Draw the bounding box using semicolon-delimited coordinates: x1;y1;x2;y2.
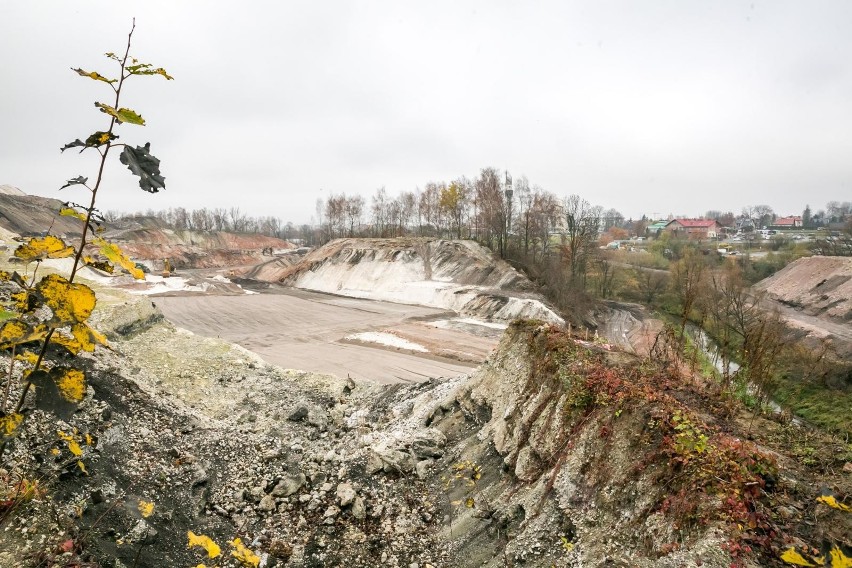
753;255;852;357
273;238;564;325
108;227;294;270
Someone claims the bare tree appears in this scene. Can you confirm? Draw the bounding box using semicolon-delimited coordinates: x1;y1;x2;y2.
561;194;602;284
371;187;389;237
669;247;708;337
633;267;668;305
475;167;507;256
344;195;364;237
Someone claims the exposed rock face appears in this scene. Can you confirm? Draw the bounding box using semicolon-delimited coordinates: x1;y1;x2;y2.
0;189;295;271
276;238;564;324
1;273;847;566
108;228;294;270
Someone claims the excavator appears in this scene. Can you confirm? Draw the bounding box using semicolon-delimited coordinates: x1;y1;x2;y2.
162;258;172;278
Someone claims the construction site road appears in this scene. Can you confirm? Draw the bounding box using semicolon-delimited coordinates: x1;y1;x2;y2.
153;287;499;384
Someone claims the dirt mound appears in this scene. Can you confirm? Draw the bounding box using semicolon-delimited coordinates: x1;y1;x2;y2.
0;190;295;271
234;251;304;280
273;238;563;324
755;256;852;323
106;227;294;270
0;184;26;196
0;193;83;237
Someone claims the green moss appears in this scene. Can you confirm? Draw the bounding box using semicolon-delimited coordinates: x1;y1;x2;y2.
0;308;14;322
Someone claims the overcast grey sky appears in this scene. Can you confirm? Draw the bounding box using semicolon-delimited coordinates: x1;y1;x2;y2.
1;1;850;224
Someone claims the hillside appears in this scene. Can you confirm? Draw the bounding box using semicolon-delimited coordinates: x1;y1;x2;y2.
273;238;564;324
107;227;294;270
0;188;294;270
754;256;852;324
753;256;852;360
1;292;848;567
0;193;84;237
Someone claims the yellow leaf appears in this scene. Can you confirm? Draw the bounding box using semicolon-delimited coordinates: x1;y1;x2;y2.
59;207;88;222
71;323;108;352
230;538;260;568
35;274;96;324
50;331;83;355
11;291;30;312
85;433;94;446
0;320;47;349
14;235;75;263
77;460;88;475
829;546;852;568
93;238;144;279
14;350;40;365
57;430;83;456
780;548;818;566
0;413;24;441
465;497;475;508
50;447;60;456
187;531;221;558
138;500;155;518
816;495;851;512
72;68;116;84
54;367;86;403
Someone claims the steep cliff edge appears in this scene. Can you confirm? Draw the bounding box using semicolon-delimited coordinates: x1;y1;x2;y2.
275;238;564;324
400;322;849;566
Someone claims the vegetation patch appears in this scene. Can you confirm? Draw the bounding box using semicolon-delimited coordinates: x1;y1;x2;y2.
510;321;851;566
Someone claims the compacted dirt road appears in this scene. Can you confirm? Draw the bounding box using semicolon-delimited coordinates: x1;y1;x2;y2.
154;287;498;383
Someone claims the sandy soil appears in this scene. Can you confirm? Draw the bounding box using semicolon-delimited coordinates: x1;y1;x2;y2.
154;287;499;384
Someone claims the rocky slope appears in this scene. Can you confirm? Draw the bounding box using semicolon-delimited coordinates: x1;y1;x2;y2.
753;256;852;360
0;189;295;271
0;193;84;238
107;227;294;271
754;256;852;324
272;238;563;325
2;286;848;567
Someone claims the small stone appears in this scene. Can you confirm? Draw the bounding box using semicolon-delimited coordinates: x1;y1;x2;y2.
258;494;276;512
323;505;340;518
127;519;158;545
352;496;366;520
272;473;306;497
366;452;384;475
336;483;356;507
288;404;309;421
269;539;293;559
843;462;852;473
415;459;433;479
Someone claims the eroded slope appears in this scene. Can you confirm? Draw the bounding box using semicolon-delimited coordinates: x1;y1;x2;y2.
275;238;563;325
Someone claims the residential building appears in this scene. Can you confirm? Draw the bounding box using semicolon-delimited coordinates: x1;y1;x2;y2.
664;218;720;240
770;216;803;229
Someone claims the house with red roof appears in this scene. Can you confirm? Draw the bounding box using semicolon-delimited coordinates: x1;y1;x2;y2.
770;216;802;229
664;218;720;240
